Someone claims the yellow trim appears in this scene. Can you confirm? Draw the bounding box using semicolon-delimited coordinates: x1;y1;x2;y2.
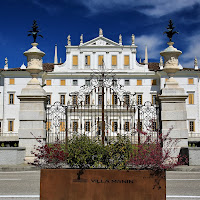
60;80;65;86
9;78;15;85
73;55;78;66
112;55;117;66
189;94;194;104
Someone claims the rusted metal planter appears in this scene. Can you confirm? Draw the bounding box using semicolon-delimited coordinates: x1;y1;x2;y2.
40;169;166;200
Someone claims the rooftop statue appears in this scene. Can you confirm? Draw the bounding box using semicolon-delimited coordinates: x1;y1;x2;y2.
28;20;43;43
163;19;178;42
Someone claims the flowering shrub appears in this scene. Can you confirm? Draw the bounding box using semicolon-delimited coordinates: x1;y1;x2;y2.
28;127;188;170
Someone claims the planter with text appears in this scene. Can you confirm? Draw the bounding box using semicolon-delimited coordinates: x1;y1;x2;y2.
40;169;166;200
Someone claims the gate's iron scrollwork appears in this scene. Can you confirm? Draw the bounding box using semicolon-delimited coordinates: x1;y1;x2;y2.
46;67;160;146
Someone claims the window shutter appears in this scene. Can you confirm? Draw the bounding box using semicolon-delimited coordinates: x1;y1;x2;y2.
124;56;129;66
112;56;117;66
137;80;142;85
73;55;78;66
88;56;90;66
60;122;65;132
112;94;114;105
9;79;15;84
152;80;156;85
46;122;51;131
60;80;65;86
46;80;51;86
141;95;143;105
188;78;194;84
112;122;114;132
193;121;195;132
98;55;103;65
189;94;194;104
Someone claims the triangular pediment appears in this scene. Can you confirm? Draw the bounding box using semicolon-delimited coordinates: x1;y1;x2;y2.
82;36;121;47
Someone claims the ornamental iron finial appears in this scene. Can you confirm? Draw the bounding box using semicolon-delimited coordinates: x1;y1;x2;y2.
163;19;178;42
28;20;43;43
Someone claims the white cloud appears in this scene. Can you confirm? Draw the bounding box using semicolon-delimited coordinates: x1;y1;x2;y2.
79;0;200;17
30;0;200;17
181;34;200;68
135;34;163;60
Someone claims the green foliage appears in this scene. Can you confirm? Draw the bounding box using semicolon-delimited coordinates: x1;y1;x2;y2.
67;134;135;170
1;143;4;147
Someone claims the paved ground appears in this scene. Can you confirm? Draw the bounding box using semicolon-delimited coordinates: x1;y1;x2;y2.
0;165;200;200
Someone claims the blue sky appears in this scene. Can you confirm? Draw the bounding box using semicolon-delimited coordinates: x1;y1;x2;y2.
0;0;200;68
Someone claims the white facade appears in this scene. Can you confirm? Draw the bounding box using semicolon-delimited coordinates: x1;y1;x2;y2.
0;30;199;145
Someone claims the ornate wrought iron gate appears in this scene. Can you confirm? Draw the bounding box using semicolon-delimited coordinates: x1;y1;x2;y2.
46;68;160;145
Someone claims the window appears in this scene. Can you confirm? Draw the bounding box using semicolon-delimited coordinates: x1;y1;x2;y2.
85;55;90;66
46;122;51;131
85;95;90;105
60;122;65;132
73;80;78;86
188;93;194;104
60;95;65;105
124;95;130;106
73;55;78;66
9;78;15;85
152;95;157;105
137;121;142;131
85;121;90;132
8;121;14;132
112;55;117;66
189;121;195;132
137;80;142;85
137;95;142;105
98;95;102;105
112;122;118;132
124;122;130;131
72;95;77;105
46;80;51;86
46;95;51;105
98;55;104;66
112;80;117;86
188;78;194;84
9;94;14;104
124;55;129;66
112;93;118;105
60;80;65;86
152;121;157;131
73;122;78;132
125;80;130;86
85;80;90;86
152;79;157;85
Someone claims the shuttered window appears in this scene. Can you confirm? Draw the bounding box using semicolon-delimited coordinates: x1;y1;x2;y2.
112;55;117;66
47;95;51;105
8;121;14;132
151;80;157;85
137;80;142;85
189;121;195;132
60;122;65;132
85;121;90;132
188;94;194;104
9;94;14;104
112;94;118;105
188;78;194;84
85;55;90;66
137;95;143;105
72;95;77;105
60;95;65;105
152;95;157;105
9;78;15;84
98;55;104;66
85;95;90;105
152;121;157;131
73;55;78;66
60;80;65;86
73;122;78;132
46;80;51;86
46;122;51;131
124;122;130;131
112;122;118;132
124;56;129;66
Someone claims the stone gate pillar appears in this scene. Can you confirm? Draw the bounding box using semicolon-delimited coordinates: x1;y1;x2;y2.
159;41;188;160
18;42;47;163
